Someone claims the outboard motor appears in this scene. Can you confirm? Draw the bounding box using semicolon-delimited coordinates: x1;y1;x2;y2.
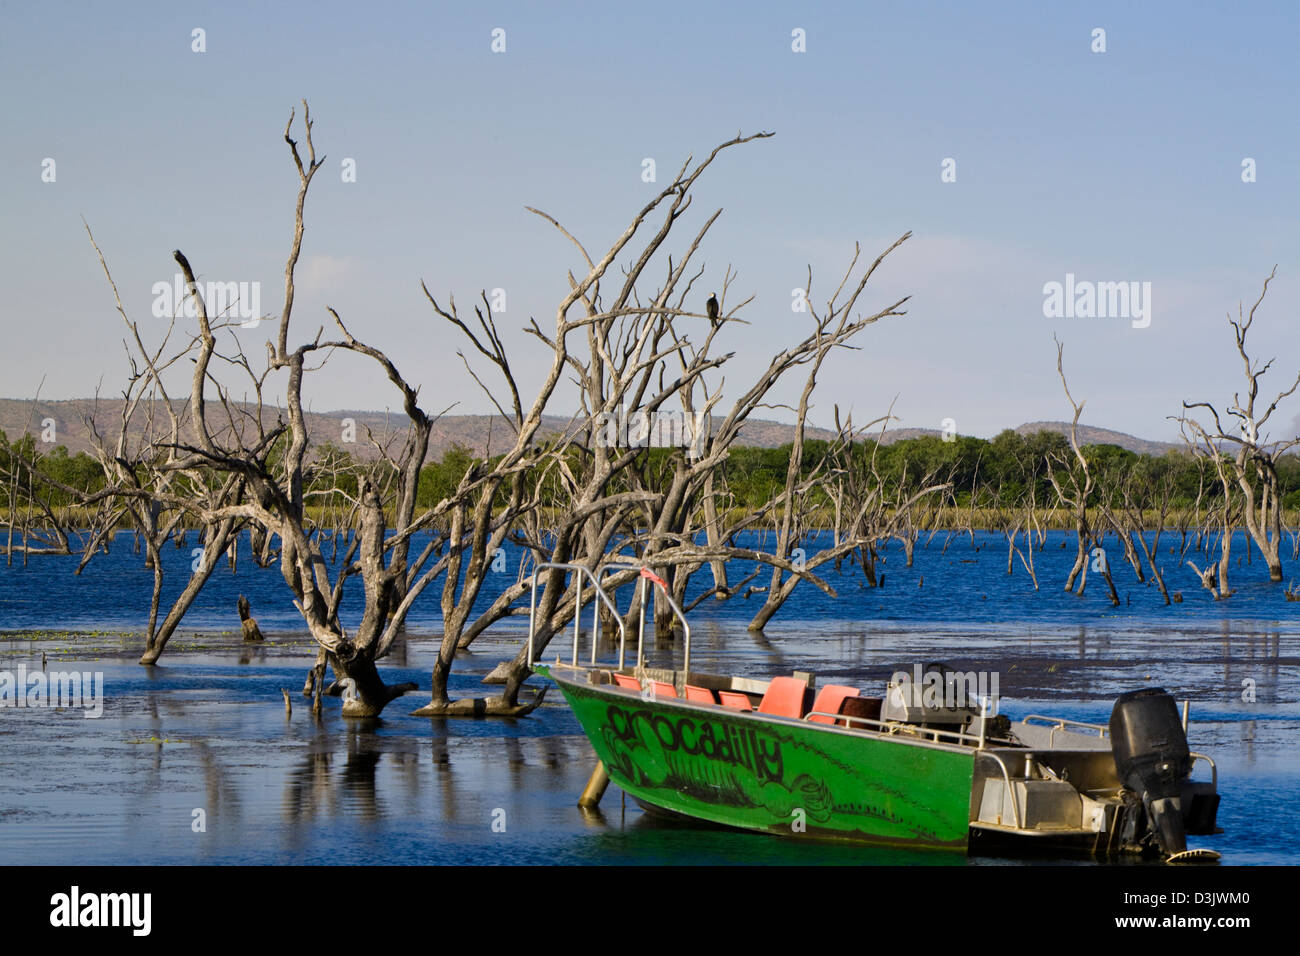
1109;688;1191;856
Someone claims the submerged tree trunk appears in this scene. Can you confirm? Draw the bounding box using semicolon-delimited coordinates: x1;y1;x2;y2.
139;517;240;665
1064;529;1087;593
326;652;417;718
1238;451;1285;582
238;594;265;643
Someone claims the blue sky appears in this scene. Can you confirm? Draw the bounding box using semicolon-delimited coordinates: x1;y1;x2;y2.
2;1;1298;443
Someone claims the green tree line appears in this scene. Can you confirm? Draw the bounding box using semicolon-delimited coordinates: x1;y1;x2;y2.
7;427;1300;523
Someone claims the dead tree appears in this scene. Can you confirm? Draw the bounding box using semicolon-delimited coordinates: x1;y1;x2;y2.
743;246;953;631
1176;418;1240;600
1046;339;1119;606
1119;465;1174;605
1094;455;1176;605
73;105;429;711
0;445;77;562
1001;479;1040;590
1177;268;1298;582
1175;460;1207;560
0;388;82;561
67;103;940;718
412;132;788;708
434;157;927;697
79;229;254;665
237;595;265;642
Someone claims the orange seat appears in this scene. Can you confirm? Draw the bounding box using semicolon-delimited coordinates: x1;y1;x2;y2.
651;680;678;698
717;691;753;711
612;673;641;690
758;676;811;719
807;684;860;724
684;685;716;704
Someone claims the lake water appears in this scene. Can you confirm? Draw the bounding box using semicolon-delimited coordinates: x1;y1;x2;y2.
1;529;1296;865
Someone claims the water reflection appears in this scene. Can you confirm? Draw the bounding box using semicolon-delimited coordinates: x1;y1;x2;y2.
1;615;1297;864
340;724;383;822
283;748;336;823
191;739;242;827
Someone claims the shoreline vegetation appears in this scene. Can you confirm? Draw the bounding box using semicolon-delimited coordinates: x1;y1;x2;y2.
5;505;1300;535
7;430;1300;534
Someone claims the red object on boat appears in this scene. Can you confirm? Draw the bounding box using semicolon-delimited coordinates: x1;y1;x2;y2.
808;684;861;725
717;691;753;711
758;676;812;719
685;685;717;704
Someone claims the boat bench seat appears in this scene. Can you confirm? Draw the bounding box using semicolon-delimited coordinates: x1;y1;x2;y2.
611;672;677;698
717;691;753;711
807;684;860;725
685;685;717;704
757;676;813;719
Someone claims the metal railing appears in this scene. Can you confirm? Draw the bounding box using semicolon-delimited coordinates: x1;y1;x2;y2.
1189;751;1217;788
1020;714;1110;746
800;710;1000;750
596;561;692;678
526;562;626;669
975;750;1024;829
525;561;691;675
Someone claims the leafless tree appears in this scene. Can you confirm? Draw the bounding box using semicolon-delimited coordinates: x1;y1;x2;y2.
447;178;925;694
45;103;933;721
0;389;80;561
1000;479;1040;590
1176;268;1298;582
1176;420;1239;600
1046;339;1119;605
1101;460;1175;604
738;254;955;630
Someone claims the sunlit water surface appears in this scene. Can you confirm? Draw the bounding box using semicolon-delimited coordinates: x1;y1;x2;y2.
1;530;1296;865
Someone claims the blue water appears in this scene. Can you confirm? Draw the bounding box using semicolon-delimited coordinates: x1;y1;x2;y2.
1;528;1297;865
3;528;1298;635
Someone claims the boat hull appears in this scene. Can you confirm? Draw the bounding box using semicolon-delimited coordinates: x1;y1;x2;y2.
552;673;976;850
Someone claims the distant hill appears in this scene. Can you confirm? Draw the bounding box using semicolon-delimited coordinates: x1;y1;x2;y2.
1013;421;1181;456
0;398;581;462
0;398;848;461
0;397;1181;461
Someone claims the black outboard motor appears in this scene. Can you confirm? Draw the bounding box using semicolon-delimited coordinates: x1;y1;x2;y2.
1109;688;1192;856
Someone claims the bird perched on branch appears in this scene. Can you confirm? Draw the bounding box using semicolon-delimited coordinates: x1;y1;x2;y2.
706;292;720;326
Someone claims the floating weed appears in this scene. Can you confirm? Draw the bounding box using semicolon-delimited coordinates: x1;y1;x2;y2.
0;629;135;642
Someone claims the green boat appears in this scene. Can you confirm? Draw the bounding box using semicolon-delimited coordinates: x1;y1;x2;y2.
528;563;1223;861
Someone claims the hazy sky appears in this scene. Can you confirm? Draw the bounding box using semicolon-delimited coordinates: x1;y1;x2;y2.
3;1;1298;443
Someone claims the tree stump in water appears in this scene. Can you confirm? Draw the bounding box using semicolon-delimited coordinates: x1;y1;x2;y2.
237;595;265;642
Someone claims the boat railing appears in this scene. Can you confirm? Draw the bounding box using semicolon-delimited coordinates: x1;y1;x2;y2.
802;710;1000;750
1020;714;1110;746
526;562;627;670
595;561;692;679
974;750;1023;829
1189;751;1217;788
